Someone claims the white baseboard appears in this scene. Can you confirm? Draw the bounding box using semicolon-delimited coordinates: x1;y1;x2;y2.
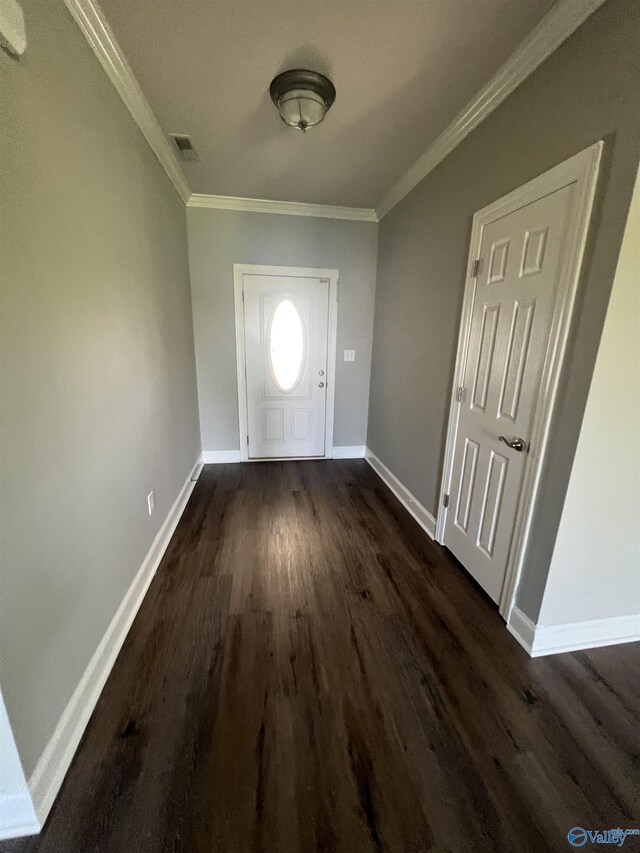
508;606;640;657
201;450;241;463
533;612;640;656
28;457;202;829
506;606;536;654
332;445;366;459
364;448;436;540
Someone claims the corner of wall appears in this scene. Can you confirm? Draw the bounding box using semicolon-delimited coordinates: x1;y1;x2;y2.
0;691;40;841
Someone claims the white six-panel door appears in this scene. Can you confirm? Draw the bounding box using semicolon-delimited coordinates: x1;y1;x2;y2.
242;272;331;459
444;182;576;603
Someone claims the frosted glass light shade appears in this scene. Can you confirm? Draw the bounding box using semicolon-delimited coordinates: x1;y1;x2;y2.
279;90;326;130
270;70;336;132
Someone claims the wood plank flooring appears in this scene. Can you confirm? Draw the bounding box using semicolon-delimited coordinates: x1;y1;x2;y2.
4;460;638;852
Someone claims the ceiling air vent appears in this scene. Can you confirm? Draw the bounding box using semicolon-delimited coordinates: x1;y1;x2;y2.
170;133;200;163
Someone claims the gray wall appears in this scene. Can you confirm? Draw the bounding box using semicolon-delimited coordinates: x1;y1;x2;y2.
367;0;640;620
0;0;201;777
187;208;378;450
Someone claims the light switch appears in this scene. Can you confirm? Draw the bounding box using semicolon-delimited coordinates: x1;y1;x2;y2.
344;350;356;362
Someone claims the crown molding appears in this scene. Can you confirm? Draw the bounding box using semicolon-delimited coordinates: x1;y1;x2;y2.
64;0;606;222
376;0;608;219
63;0;191;204
188;193;378;222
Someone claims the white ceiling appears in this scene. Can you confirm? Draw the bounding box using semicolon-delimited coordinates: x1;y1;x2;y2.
99;0;557;208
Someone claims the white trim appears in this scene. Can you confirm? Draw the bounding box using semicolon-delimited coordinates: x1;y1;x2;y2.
365;448;436;540
532;613;640;656
191;458;205;479
201;450;242;464
63;0;606;221
506;606;536;655
435;142;603;621
188;194;377;222
233;264;338;463
332;445;366;459
508;607;640;657
376;0;607;218
28;457;201;827
62;0;191;203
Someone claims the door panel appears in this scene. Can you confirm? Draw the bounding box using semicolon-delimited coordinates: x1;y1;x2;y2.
444;183;575;602
476;449;508;558
471;303;500;412
498;298;536;423
454;438;479;533
243;274;329;458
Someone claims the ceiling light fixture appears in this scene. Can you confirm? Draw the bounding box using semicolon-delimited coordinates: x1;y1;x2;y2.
269;69;336;132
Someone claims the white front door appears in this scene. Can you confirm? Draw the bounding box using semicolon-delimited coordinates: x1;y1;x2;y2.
444;182;576;603
242;273;330;459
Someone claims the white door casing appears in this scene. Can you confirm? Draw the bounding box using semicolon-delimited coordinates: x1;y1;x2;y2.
234;265;338;461
436;142;603;616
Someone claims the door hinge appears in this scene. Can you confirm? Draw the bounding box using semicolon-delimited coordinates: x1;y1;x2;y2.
242;290;245;303
246;435;249;445
443;493;450;508
455;386;467;403
472;259;482;278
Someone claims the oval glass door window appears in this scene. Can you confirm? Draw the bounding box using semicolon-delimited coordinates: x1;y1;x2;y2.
269;299;305;392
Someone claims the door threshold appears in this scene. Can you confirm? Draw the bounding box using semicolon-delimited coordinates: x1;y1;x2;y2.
248;455;328;462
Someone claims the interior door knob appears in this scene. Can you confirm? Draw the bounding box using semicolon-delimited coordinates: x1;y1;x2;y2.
318;381;325;388
498;436;528;452
318;369;325;376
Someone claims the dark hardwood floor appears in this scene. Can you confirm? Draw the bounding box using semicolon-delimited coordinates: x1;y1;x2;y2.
5;460;638;852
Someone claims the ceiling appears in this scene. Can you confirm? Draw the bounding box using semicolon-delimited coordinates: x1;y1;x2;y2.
99;0;557;209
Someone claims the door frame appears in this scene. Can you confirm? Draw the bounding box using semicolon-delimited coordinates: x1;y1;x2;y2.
435;141;603;620
233;263;339;462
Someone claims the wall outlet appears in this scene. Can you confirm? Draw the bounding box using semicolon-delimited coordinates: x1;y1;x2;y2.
147;491;155;516
344;350;356;362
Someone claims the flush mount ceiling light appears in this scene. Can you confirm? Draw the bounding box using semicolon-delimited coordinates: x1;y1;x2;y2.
270;69;336;132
